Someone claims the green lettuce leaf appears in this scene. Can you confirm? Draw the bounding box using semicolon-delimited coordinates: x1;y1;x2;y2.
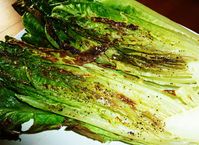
0;82;65;140
1;37;199;144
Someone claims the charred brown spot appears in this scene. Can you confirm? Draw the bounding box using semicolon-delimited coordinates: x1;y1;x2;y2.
117;94;136;109
62;59;73;64
42;56;58;63
127;24;139;30
74;38;121;65
100;64;116;69
45;19;60;45
188;96;193;101
66;124;104;142
37;48;75;64
163;90;176;96
58;69;73;75
41;69;49;77
142;111;164;130
91;17;138;31
43;84;49;89
12;0;26;16
12;0;45;23
66;18;112;44
115;116;123;122
59;51;69;58
82;74;91;77
46;19;81;55
75;44;110;65
38;47;72;59
118;50;186;69
133;55;184;66
25;124;62;134
94;83;104;92
27;7;44;23
60;42;81;54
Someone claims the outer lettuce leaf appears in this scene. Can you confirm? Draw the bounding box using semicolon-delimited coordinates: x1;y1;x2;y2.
0;83;65;140
13;0;199;47
0;82;125;143
96;0;199;41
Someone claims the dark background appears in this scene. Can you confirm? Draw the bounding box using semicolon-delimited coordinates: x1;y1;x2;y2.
138;0;199;33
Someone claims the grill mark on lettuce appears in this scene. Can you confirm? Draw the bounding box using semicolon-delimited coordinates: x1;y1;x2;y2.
64;18;112;44
74;39;120;65
91;17;138;31
117;94;136;110
46;18;81;54
163;90;177;96
75;44;111;65
61;42;81;54
65;124;105;142
114;48;186;69
45;18;61;45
